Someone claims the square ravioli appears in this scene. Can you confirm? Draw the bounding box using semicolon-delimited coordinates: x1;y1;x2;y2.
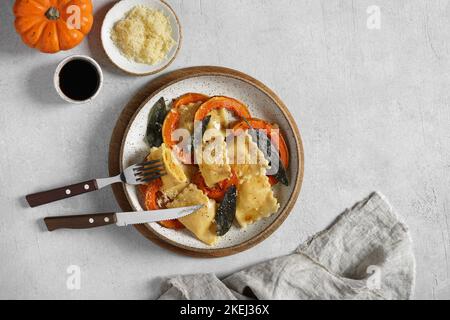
197;134;231;187
166;184;218;245
236;175;280;228
227;132;269;182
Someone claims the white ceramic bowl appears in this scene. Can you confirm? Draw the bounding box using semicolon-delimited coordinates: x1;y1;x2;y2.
54;55;103;104
120;73;303;251
101;0;181;75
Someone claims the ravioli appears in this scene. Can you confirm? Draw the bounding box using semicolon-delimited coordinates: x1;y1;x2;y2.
166;184;218;245
197;134;231;187
227;132;269;182
196;109;232;187
206;108;229;136
177;102;202;133
235;175;280;228
146;144;188;199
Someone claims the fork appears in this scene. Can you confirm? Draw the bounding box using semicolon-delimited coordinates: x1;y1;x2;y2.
25;159;165;208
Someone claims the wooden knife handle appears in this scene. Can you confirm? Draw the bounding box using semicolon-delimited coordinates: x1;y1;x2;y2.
26;179;98;207
44;212;117;231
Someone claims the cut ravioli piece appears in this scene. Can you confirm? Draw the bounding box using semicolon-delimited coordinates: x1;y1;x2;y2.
228;132;269;182
166;184;218;245
206;108;229;136
146;144;188;199
199;162;232;188
236;175;280;228
177;102;202;134
201;108;229;144
161;144;186;182
197;134;231;187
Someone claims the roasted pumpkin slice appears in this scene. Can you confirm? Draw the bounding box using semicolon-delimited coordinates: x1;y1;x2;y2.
138;179;184;230
192;169;238;201
194;96;251;122
162;93;209;148
173;93;209;109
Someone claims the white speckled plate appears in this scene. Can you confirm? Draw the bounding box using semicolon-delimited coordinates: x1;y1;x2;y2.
101;0;181;75
120;71;303;254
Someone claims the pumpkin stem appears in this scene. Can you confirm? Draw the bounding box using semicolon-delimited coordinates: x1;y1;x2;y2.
45;7;60;20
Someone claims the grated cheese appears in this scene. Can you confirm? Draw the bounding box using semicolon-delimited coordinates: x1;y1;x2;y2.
111;5;175;65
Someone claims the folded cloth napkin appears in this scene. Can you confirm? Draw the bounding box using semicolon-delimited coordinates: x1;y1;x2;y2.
158;192;415;300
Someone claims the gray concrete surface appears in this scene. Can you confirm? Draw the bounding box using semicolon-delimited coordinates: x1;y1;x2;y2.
1;0;449;299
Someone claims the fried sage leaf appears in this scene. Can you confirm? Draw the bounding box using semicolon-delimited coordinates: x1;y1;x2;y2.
215;185;237;236
273;160;289;186
247;125;289;186
191;115;211;152
145;97;169;148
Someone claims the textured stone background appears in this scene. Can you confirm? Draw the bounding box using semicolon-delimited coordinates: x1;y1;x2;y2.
1;0;449;299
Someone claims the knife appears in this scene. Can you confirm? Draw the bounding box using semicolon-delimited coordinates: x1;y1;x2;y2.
43;205;202;231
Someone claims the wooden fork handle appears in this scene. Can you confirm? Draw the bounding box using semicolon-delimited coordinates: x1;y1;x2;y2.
44;212;116;231
26;179;98;207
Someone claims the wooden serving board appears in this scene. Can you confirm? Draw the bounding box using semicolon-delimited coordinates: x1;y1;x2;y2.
108;66;304;257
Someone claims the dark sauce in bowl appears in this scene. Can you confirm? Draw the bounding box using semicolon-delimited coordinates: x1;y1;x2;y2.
59;59;100;101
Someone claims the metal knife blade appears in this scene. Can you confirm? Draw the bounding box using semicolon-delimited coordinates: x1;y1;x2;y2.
115;205;203;226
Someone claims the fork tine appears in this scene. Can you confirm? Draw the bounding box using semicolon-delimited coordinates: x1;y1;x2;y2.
137;173;167;183
133;159;162;170
129;158;167;184
142;174;166;183
138;170;166;179
134;164;165;174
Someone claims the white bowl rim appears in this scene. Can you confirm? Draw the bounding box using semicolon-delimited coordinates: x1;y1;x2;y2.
100;0;182;76
53;54;104;104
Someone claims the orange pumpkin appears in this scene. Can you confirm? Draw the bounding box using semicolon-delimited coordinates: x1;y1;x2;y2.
13;0;94;53
194;96;251;122
192;169;239;201
138;179;185;230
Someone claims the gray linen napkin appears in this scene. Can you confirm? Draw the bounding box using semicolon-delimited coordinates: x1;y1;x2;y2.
158;192;415;300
